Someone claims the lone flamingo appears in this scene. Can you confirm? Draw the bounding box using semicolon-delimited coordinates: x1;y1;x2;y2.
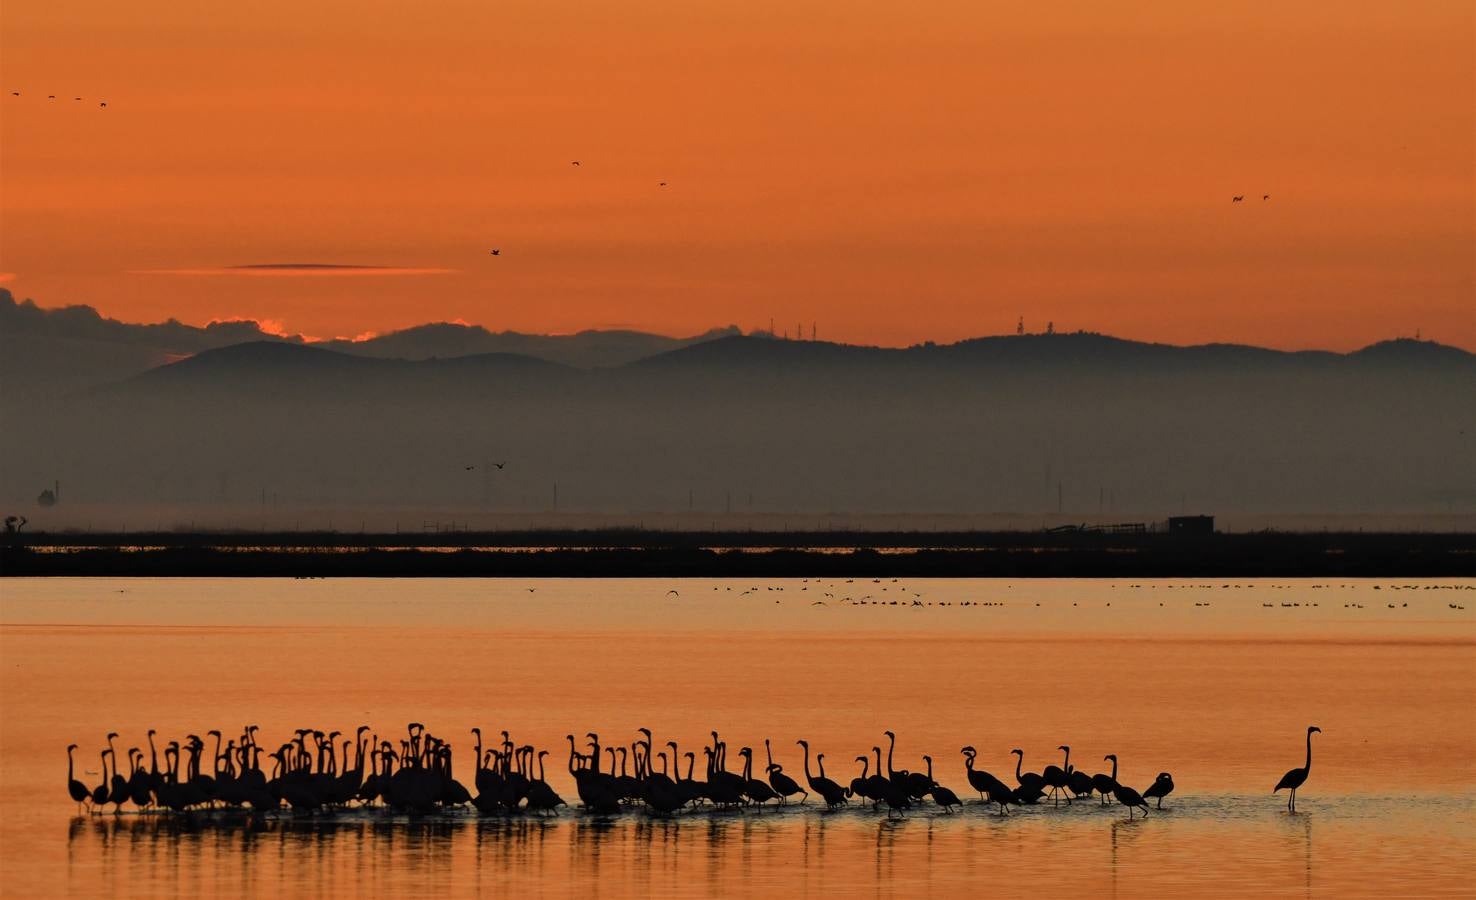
1274;726;1320;812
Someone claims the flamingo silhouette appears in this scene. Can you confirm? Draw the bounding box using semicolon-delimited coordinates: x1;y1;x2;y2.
1143;772;1174;808
1275;726;1320;812
1104;755;1151;819
1011;748;1045;802
962;747;1017;814
66;744;90;813
922;755;961;812
1042;745;1071;806
796;740;847;808
765;738;806;803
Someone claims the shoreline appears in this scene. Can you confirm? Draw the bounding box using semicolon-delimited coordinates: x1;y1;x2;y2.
3;530;1472;577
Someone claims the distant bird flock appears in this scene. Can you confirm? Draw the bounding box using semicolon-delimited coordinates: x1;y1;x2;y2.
66;723;1322;821
6;90;107;108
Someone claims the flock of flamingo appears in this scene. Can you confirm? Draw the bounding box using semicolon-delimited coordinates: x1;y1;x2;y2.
64;724;1318;820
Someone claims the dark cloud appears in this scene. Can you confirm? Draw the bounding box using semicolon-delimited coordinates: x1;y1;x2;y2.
133;264;457;276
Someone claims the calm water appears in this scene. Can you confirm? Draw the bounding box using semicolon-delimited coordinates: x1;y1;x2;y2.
2;577;1474;897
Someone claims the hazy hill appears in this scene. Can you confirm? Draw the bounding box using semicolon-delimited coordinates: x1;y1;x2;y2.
319;322;741;368
5;327;1471;525
0;290;738;400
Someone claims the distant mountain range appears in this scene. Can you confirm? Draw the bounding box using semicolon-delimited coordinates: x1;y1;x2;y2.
6;288;1472;399
0;289;740;398
4;288;1473;522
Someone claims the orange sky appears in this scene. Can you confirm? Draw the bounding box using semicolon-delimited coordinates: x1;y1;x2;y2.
1;0;1472;348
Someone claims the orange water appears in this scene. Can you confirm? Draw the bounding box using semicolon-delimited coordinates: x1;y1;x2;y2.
2;578;1473;897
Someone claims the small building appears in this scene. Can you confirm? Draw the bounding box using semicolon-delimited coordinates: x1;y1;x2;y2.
1166;515;1213;535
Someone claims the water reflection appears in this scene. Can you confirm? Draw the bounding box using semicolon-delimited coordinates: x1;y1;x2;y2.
9;577;1473;898
56;797;1465;898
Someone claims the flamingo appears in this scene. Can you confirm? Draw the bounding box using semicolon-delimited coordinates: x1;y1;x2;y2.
1104;755;1150;819
765;738;806;804
65;745;90;814
1143;772;1174;809
922;755;961;812
795;740;847;808
1274;726;1320;812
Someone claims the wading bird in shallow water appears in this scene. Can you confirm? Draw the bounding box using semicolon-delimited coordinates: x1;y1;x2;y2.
66;745;91;813
922;756;961;812
796;739;848;808
1143;772;1174;808
1275;726;1320;812
764;738;806;804
1104;755;1151;819
65;725;1187;820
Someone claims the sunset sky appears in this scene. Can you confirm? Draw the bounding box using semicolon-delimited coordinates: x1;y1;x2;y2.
1;0;1471;348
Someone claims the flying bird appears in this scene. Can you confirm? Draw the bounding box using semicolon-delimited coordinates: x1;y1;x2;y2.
1262;194;1271;200
1232;196;1244;202
659;182;668;187
99;101;107;108
489;249;500;256
8;92;17;97
571;161;581;167
48;95;55;100
492;462;507;469
464;466;476;471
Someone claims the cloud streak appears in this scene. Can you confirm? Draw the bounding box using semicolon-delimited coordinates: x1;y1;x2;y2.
132;264;457;277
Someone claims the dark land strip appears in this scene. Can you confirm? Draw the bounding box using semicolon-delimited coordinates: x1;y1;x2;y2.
2;531;1472;577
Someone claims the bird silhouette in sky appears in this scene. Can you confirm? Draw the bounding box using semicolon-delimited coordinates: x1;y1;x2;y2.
489;249;500;256
99;101;107;108
48;95;55;100
9;92;18;97
1232;196;1244;202
1262;194;1271;200
659;182;668;187
571;160;581;167
492;462;507;469
464;465;476;471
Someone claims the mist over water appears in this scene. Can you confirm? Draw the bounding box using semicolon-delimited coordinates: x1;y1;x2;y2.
2;578;1473;897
